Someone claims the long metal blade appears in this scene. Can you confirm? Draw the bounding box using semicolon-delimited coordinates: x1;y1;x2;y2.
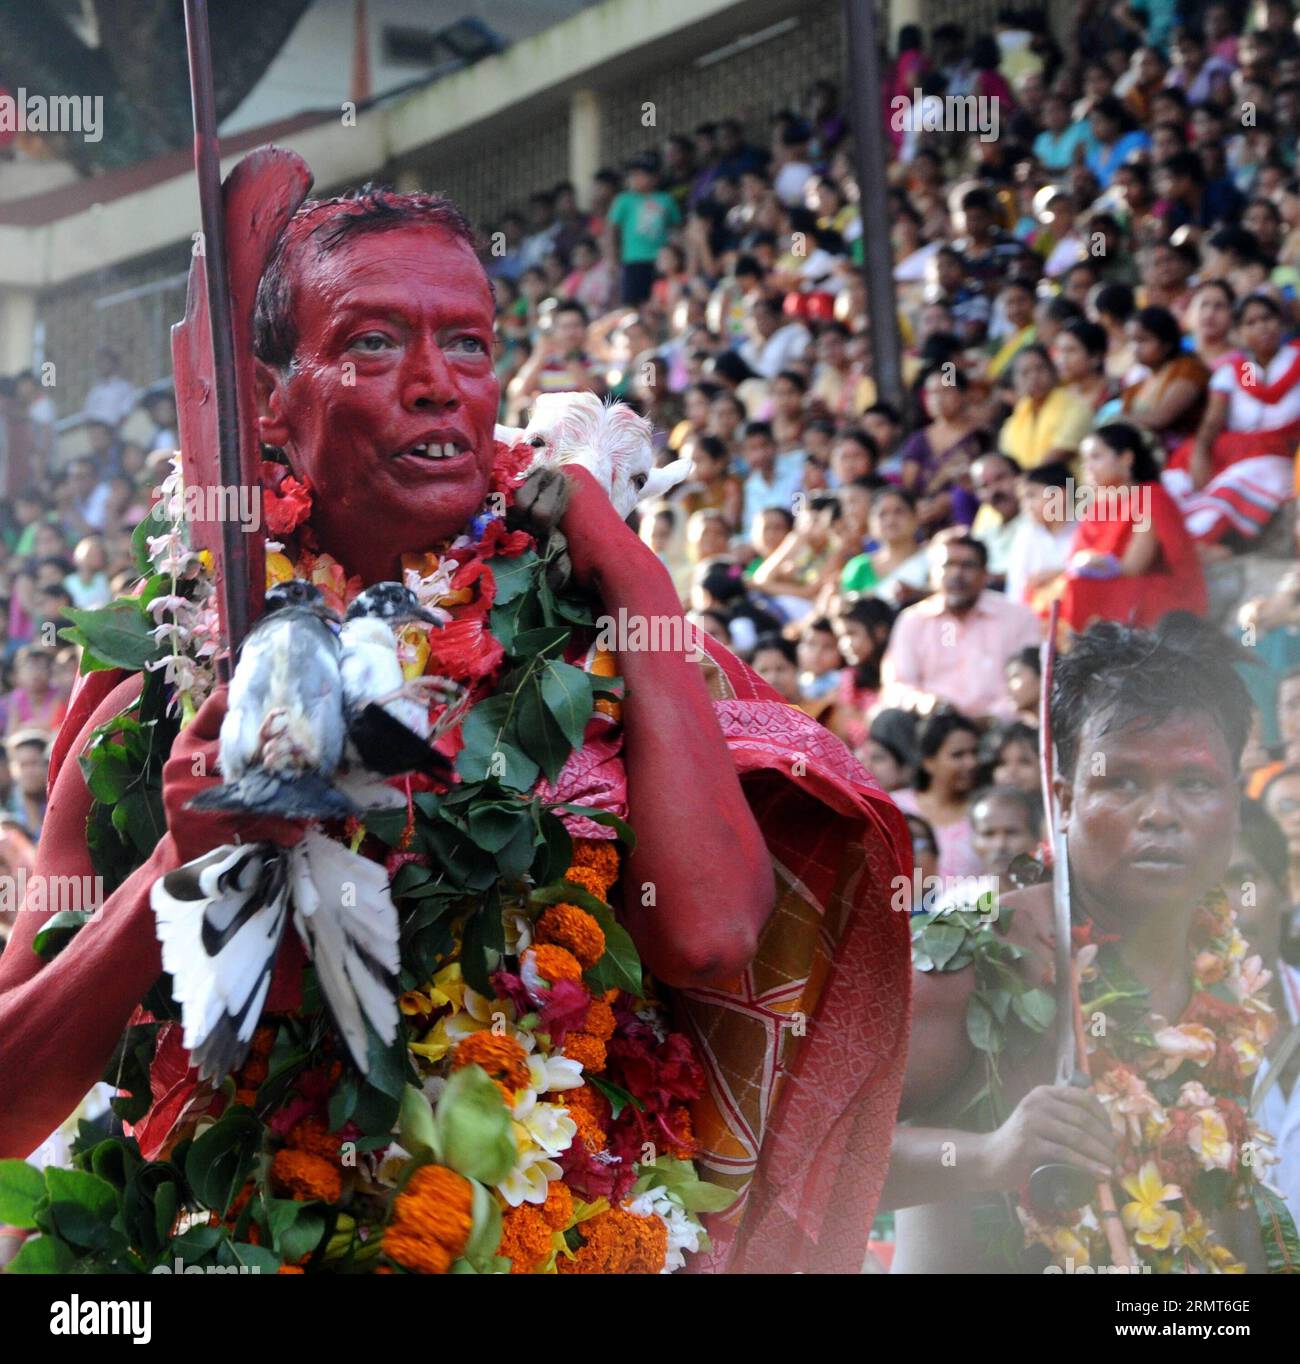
1051;826;1076;1084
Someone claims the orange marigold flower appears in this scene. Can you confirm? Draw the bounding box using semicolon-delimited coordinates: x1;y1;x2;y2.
535;903;605;970
562;1085;610;1153
451;1031;531;1100
563;866;611;902
270;1149;341;1204
583;998;616;1042
541;1179;574;1231
384;1164;474;1275
557;1207;667;1274
569;839;619;891
288;1115;342;1162
234;1088;259;1109
276;1264;305;1274
526;942;584;986
499;1204;553;1274
563;1031;607;1073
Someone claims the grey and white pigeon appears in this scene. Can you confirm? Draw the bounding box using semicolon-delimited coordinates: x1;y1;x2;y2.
189;579;357;820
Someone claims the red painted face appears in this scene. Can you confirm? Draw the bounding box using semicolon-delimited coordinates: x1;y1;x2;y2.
258;225;499;581
1059;712;1238;916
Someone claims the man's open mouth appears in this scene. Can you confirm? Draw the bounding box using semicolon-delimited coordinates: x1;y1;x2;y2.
392;438;467;462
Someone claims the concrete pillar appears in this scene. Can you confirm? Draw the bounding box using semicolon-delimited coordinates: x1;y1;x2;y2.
0;286;37;374
568;88;602;209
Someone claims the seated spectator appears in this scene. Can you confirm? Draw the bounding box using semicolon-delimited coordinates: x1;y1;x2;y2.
1062;422;1207;633
0;815;37;951
678;433;743;528
880;534;1042;720
899;368;983;530
840;486;930;605
1086;95;1151;190
1186;277;1239;371
740;420;805;530
891;707;983;878
998;344;1094;469
863;707;920;793
968;783;1043;884
1004;462;1075;613
1262;766;1300;903
796;614;844;705
4;727;50;840
969;453;1023;587
1165;293;1300;548
1002;649;1042;729
751;492;841;621
685;507;734;570
690;558;782;657
739;294;812;381
64;535;111;610
742;505;794;576
978;718;1041;795
4;646;61;735
1052;318;1114;413
750;632;805;705
1121;305;1210;449
831;595;895;749
507;300;602;409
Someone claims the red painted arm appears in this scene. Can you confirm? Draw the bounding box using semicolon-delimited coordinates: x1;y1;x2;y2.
0;682;303;1159
560;469;775;987
0;676;168;1158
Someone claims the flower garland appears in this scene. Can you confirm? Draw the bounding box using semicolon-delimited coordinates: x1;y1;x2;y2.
1019;891;1294;1273
2;443;732;1276
914;889;1300;1273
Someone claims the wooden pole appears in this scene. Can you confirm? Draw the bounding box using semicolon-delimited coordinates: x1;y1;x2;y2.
842;0;904;411
182;0;250;674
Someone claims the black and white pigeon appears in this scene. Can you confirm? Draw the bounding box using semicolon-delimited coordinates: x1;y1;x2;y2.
152;830;401;1080
189;579;357;820
338;582;456;785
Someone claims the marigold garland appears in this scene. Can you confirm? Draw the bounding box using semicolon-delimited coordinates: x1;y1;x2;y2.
451;1031;531;1100
384;1165;474;1275
535;902;605;969
557;1206;667;1274
270;1149;342;1205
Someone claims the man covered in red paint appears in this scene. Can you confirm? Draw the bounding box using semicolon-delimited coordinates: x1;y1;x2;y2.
0;188;910;1272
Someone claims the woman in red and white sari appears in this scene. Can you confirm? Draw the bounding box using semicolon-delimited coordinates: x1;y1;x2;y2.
1164;293;1300;545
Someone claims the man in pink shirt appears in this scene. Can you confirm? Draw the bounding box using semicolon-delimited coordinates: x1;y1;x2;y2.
880;535;1043;721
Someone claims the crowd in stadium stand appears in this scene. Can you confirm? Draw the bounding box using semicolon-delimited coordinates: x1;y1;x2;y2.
3;4;1300;1004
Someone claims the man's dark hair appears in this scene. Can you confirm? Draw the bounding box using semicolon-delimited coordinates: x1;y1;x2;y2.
1051;614;1253;780
742;420;774;442
943;533;989;570
253;186;476;371
553;299;589;325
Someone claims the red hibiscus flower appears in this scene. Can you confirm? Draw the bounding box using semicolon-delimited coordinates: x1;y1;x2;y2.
478;518;534;560
261;461;314;536
489;439;536;500
422;614;504;686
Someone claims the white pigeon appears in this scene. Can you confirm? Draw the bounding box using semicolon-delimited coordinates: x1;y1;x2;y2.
496;391;689;518
152;831;401;1081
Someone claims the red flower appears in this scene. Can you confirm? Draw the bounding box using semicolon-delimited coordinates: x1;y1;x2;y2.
422;615;504;686
261;461;314;535
479;519;535;559
606;1020;705;1113
489;439;536;500
539;978;592;1045
449;557;496;615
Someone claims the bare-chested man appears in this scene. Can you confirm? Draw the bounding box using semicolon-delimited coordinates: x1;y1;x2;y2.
882;615;1274;1273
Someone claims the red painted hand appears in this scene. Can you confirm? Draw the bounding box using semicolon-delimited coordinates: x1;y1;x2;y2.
164;686;307;863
